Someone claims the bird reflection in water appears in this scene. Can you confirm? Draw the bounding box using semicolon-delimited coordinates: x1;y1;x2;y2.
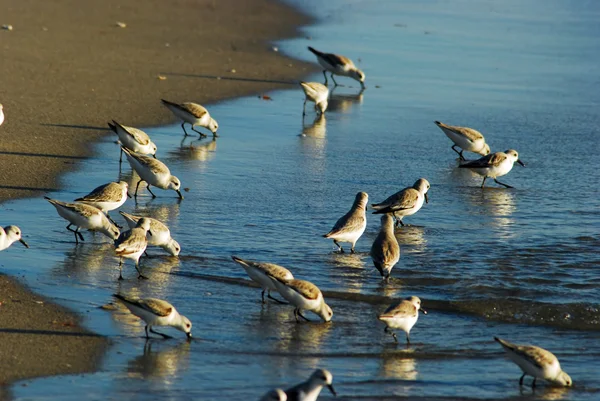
328;87;364;114
59;242;118;282
274;315;333;355
394;225;427;254
174;137;217;164
126;340;191;380
380;352;418;381
301;114;327;139
468;188;516;239
532;386;570;401
326;252;367;293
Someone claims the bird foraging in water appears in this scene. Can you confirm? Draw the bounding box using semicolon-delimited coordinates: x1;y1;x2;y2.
323;191;368;253
119;211;181;256
108;120;157;162
378;296;426;344
283;369;337;401
75;181;130;227
308;46;365;89
121;147;183;199
0;225;29;251
434;120;490;160
459;149;525;188
114;217;152;280
372;179;430;227
161;99;218;138
270;278;333;323
370;214;400;280
231;256;293;304
300;82;329;116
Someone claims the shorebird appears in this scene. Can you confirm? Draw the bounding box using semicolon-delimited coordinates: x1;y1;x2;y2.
434;121;490;160
300;82;329;116
372;179;430;227
0;226;29;251
231;256;293;304
308;46;365;89
121;147;183;199
323;191;368;253
494;337;572;388
161;99;219;138
271;278;333;323
459;149;525;188
113;294;192;339
75;181;130;227
284;369;336;401
0;104;4;127
114;217;152;280
370;214;400;280
378;296;426;344
108;120;157;162
259;389;287;401
45;197;120;244
119;211;180;256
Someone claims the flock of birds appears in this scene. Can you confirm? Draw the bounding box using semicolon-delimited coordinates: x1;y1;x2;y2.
0;46;572;401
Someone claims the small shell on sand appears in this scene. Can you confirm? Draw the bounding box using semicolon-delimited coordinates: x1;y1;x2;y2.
2;24;13;31
115;21;127;28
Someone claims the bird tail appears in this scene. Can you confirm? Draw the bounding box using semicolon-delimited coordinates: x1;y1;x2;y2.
307;46;323;57
494;337;516;351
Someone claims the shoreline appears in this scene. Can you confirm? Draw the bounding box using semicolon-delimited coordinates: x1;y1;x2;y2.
0;0;315;386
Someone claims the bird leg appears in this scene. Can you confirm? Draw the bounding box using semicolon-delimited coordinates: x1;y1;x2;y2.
519;373;526;386
119;148;123;163
191;125;208;138
330;73;338;87
494;178;514;189
531;378;537;389
118;259;124;281
350;245;356;254
322;70;328;86
296;309;310;322
66;224;84;243
384;327;398;343
106;213;122;229
181;122;190;136
267;290;288;304
333;240;344;253
302;99;308;117
261;289;266;304
406;332;411;344
143;250;153;259
146;185;157;198
134;179;145;197
451;145;466;160
135;262;149;280
480;177;487;188
150;327;173;339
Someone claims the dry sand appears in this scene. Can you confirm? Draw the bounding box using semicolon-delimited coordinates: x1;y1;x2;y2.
0;0;315;385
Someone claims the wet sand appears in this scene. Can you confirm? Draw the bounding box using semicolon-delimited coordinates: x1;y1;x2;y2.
0;0;314;385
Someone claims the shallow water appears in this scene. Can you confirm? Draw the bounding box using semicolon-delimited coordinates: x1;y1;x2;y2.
2;0;600;399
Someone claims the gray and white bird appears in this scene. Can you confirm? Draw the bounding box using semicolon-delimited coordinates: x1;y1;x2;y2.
459;149;525;188
378;296;426;344
0;225;29;251
114;217;152;280
75;181;130;227
119;211;181;256
45;197;120;244
323;191;368;253
308;46;365;89
300;82;329;116
231;256;293;304
113;294;192;339
270;278;333;323
259;389;287;401
372;179;430;227
121;147;183;199
284;369;336;401
108;120;157;162
494;337;572;388
434;121;490;160
370;214;400;280
161;99;219;138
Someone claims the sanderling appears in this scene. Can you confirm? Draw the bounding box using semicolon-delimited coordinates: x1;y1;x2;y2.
75;181;130;227
0;226;29;251
372;178;430;227
121;147;183;199
300;82;329;116
119;211;180;256
494;337;572;388
434;121;490;160
108;120;157;162
0;104;4;126
113;293;192;339
370;214;400;280
308;46;365;89
378;296;426;344
459;149;525;188
45;197;120;243
271;278;333;322
284;369;336;401
231;256;294;304
323;191;368;253
114;217;152;280
259;389;287;401
161;99;219;138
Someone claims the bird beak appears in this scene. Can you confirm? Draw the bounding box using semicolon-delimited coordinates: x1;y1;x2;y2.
19;239;30;248
517;159;525;167
425;193;429;204
126;192;132;199
152;154;157;159
328;384;337;396
176;190;184;200
421;309;428;315
186;332;193;339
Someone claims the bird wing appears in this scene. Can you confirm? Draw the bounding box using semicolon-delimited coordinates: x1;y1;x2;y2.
373;188;418;213
460;152;506;168
286;280;320;300
125;149;170;175
139;298;174;317
380;300;416;319
182;102;208;119
113;121;151;145
324;211;365;237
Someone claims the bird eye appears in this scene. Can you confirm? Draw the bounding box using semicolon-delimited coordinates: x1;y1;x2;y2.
186;324;191;328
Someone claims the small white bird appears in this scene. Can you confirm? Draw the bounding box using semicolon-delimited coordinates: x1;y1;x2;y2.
308;46;365;89
459;149;525;188
370;214;400;280
259;389;287;401
114;217;152;280
121;147;183;199
0;104;4;127
75;181;130;227
434;121;490;160
113;294;192;339
119;211;180;256
0;225;29;251
323;191;368;253
161;99;219;138
378;296;427;344
271;278;333;323
284;369;337;401
231;256;294;304
372;179;430;227
45;197;120;243
300;82;329;116
495;337;572;388
108;120;157;162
